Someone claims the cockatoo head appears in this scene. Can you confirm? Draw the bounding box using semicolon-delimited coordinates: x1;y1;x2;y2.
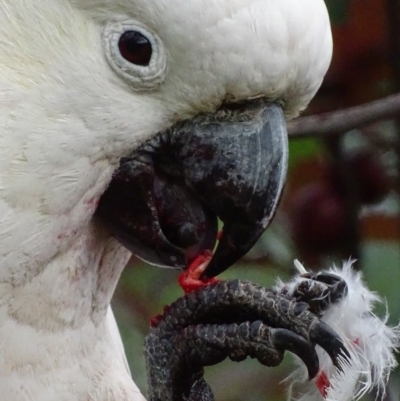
0;0;332;324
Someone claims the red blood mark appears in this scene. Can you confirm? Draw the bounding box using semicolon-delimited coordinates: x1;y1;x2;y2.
217;230;223;241
150;315;162;327
86;197;100;208
316;370;330;398
150;305;170;328
352;338;360;346
178;250;219;294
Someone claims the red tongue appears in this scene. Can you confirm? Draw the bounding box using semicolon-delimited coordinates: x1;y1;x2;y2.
178;250;219;294
150;250;220;328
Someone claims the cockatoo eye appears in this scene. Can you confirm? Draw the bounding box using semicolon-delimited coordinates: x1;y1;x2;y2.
118;31;152;66
103;20;167;90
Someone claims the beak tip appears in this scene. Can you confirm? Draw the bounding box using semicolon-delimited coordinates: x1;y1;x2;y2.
201;222;266;278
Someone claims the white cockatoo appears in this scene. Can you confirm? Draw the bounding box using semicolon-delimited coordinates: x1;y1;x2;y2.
0;0;332;400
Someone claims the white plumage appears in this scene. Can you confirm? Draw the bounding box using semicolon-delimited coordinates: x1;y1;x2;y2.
277;261;400;401
0;0;332;399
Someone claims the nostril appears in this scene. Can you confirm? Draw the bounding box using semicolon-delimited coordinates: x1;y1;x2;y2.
217;101;246;112
217;95;269;113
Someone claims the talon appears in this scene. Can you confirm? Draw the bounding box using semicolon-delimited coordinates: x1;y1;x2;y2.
146;278;352;401
294;272;348;314
309;273;348;304
271;328;319;380
309;273;343;286
310;321;350;370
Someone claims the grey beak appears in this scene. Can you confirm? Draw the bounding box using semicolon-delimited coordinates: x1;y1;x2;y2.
96;99;288;277
173;101;288;278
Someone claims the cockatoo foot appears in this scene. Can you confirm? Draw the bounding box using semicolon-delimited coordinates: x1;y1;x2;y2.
145;279;349;401
282;271;349;317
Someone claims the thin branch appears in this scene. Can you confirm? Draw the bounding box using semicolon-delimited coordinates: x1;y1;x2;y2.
288;93;400;138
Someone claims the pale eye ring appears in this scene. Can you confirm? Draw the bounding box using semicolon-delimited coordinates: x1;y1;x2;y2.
103;20;167;90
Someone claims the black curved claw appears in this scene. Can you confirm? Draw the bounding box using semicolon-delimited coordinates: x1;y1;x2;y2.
145;279;351;401
293;272;348;315
145;320;321;401
306;273;344;286
310;320;351;370
271;328;319;380
307;273;348;301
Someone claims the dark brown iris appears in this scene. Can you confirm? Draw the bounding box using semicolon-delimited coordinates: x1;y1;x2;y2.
118;31;152;66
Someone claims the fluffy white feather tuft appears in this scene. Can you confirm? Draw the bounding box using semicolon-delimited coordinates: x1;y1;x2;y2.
276;260;400;401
